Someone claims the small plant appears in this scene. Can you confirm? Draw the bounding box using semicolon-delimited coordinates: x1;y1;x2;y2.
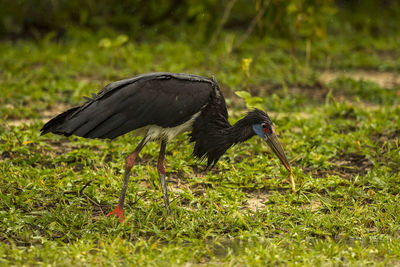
234;90;263;110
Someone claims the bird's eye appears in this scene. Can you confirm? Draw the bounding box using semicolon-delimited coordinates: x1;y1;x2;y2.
262;123;270;134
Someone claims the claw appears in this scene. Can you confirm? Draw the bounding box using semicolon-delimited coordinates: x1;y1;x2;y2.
107;205;125;223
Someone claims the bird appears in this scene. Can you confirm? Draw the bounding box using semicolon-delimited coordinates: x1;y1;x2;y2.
41;72;292;222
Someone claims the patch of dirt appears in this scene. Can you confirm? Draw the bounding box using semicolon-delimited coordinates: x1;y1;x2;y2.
372;129;400;147
41;102;72;121
245;193;269;212
251;82;331;103
6;102;71;127
304;152;374;179
6;118;36;127
0;150;13;161
302;200;322;211
165;175;192;195
240;186;291;212
320;70;400;88
288;83;330;101
132;170;282;212
224;70;399;109
371;129;400;173
45;139;77;155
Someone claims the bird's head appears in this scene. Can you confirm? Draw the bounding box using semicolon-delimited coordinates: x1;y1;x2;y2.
247;109;291;172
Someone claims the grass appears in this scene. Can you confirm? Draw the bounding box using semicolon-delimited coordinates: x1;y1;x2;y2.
1;29;400;266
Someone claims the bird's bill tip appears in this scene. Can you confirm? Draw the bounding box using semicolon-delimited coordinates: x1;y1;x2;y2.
265;133;291;172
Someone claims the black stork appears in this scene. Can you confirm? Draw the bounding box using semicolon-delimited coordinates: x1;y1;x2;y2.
41;72;292;222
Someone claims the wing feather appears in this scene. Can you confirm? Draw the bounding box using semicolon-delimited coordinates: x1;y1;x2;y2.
42;73;215;139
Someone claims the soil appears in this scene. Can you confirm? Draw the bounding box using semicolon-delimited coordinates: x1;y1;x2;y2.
303;152;374;179
6;102;71;127
319;70;400;89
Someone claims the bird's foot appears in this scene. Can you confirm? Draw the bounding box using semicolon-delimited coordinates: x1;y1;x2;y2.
107;205;125;223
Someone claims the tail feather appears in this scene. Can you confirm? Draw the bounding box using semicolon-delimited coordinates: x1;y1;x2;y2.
40;106;80;136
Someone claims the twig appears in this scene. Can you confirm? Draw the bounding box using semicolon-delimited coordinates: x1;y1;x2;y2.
79;180;93;195
83;193;105;216
62;180;104;215
208;0;237;49
131;191;148;206
233;0;271;50
63;180;93;195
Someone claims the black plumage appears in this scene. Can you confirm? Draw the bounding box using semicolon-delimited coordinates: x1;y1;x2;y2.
41;73;214;139
41;72;291;222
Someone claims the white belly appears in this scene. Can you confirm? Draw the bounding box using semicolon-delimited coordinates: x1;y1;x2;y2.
136;111;200;142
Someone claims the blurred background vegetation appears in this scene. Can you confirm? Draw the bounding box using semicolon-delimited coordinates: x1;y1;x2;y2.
1;0;400;112
2;0;400;82
1;0;399;41
1;0;399;64
1;0;400;116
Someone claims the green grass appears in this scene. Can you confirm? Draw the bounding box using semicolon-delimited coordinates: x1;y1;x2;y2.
1;30;400;266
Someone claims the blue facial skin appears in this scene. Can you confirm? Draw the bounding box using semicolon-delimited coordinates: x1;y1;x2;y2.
252;124;265;140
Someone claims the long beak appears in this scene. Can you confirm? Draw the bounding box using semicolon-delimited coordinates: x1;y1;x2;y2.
265;133;291;172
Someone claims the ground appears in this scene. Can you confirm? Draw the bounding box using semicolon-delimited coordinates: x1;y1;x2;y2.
0;32;400;266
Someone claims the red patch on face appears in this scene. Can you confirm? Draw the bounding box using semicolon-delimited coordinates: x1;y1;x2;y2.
262;124;275;135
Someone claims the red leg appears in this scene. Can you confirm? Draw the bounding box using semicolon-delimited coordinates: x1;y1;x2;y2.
107;204;125;223
107;138;146;223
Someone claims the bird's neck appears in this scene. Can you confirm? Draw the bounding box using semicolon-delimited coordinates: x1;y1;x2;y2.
226;117;256;144
204;117;255;167
190;112;256;168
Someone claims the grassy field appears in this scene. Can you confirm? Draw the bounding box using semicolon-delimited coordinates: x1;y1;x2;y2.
1;30;400;266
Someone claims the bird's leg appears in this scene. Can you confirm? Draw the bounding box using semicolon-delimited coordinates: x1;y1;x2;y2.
107;138;147;222
157;140;170;214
